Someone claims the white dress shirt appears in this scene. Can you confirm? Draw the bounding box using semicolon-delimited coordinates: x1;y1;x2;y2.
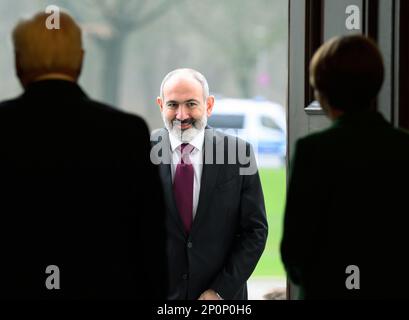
169;130;204;220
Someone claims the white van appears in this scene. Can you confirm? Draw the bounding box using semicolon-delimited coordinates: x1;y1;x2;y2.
208;98;286;168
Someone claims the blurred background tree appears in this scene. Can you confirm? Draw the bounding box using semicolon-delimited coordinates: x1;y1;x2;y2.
59;0;183;106
0;0;287;130
0;0;289;298
184;0;286;99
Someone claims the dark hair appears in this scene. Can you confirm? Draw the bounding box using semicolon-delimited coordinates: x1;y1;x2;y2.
310;35;384;111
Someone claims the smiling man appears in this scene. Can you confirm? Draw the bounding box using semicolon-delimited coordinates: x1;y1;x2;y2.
159;70;209;143
152;68;268;300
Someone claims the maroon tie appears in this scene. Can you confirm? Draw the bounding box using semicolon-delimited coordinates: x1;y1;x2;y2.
173;143;194;234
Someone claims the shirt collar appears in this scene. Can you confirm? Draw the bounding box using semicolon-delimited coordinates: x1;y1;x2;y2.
169;129;205;152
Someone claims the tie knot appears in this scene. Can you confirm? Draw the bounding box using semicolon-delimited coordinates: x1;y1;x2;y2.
181;143;188;152
179;143;194;164
180;143;194;154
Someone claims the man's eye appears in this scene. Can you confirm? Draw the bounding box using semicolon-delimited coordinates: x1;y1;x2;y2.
167;104;177;108
187;102;197;107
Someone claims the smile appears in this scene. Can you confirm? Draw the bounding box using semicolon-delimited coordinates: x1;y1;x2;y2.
173;119;195;130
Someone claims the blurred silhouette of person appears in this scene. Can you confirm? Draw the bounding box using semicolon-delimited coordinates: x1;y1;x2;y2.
151;68;268;300
0;11;166;299
281;35;409;299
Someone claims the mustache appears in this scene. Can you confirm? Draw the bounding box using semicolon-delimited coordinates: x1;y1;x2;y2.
172;118;195;126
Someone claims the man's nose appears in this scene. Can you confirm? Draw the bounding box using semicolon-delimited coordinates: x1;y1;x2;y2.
176;105;189;120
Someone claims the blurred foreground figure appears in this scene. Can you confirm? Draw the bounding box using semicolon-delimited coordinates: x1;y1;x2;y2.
152;69;268;300
281;35;409;299
0;11;166;299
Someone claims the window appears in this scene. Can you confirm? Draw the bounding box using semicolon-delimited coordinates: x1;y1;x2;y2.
0;0;288;300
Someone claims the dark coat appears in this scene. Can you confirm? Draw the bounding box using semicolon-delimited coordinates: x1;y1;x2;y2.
151;127;268;300
281;111;409;299
0;80;166;299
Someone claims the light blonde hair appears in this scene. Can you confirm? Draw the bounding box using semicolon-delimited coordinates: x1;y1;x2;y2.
12;11;83;83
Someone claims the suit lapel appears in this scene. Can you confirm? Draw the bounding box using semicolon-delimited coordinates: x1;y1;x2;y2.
191;128;221;233
155;129;187;236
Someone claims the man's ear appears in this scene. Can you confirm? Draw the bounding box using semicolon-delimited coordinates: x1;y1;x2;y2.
314;90;341;120
14;51;27;88
206;95;215;117
157;97;164;112
75;49;85;81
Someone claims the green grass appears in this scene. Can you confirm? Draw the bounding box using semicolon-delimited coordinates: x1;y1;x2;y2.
251;167;286;277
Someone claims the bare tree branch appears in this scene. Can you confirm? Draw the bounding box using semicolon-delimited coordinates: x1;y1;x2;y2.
131;0;185;30
127;0;149;17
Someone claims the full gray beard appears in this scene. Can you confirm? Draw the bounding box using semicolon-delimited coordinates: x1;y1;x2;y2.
163;113;207;143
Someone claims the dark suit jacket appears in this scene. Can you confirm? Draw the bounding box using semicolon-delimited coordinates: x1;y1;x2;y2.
151;127;268;300
281;111;409;299
0;80;166;299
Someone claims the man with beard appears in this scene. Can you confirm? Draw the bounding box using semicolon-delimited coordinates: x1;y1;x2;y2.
151;68;268;300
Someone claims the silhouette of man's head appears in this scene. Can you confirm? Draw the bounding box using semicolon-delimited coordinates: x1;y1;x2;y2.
12;11;84;87
310;35;384;117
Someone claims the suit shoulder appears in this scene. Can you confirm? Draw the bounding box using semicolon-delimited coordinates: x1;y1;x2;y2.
0;97;23;112
151;127;168;141
300;125;336;141
387;126;409;151
83;99;149;131
295;125;343;150
211;128;251;148
0;97;27;124
392;126;409;140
